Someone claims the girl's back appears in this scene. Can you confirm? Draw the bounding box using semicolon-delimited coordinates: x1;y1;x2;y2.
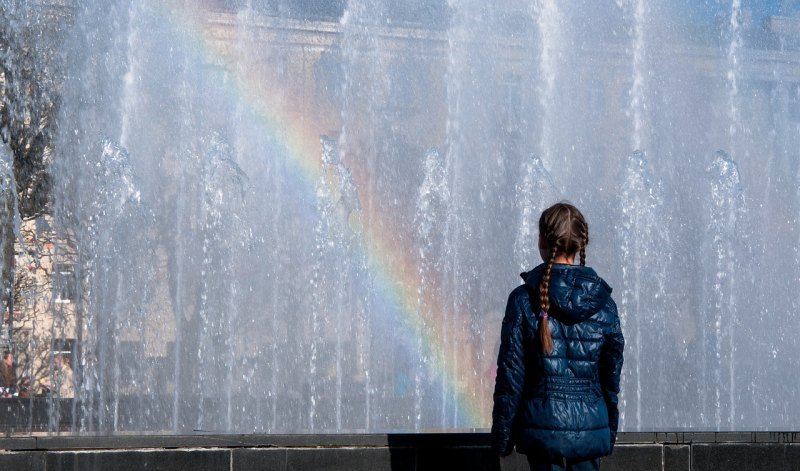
491;202;624;470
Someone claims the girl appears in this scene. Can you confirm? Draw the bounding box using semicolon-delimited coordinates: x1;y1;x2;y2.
492;202;624;471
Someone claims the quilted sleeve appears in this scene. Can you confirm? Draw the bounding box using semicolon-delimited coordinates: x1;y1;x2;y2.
491;291;526;456
598;301;625;450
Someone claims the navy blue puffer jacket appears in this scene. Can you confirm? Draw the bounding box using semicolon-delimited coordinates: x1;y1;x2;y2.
491;263;624;460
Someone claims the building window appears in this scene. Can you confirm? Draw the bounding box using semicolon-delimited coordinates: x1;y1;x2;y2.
789;84;800;123
54;265;76;304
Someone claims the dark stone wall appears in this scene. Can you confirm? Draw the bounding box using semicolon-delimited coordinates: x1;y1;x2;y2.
2;432;800;470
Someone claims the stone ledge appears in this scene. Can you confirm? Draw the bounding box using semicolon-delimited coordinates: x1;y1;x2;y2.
1;435;800;471
31;433;395;451
691;443;800;471
754;432;800;443
6;432;800;451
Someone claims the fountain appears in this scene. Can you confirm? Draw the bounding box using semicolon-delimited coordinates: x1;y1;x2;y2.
1;0;800;436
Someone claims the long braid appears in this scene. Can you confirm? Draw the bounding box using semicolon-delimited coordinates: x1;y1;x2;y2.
536;201;590;355
539;247;557;354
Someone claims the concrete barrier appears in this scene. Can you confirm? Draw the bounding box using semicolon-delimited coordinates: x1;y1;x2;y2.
2;432;800;470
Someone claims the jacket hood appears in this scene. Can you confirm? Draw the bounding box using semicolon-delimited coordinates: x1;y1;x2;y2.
521;263;613;324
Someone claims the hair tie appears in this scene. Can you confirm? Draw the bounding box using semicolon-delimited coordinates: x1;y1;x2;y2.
540;310;549;319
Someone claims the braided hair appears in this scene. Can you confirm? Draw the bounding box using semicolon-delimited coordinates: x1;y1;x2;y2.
537;202;589;354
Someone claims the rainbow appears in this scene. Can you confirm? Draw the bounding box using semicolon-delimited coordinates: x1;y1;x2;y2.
145;0;492;429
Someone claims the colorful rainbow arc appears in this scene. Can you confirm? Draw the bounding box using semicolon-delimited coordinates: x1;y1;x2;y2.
146;0;491;429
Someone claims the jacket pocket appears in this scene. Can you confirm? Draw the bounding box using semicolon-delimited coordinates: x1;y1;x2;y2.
521;385;608;432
